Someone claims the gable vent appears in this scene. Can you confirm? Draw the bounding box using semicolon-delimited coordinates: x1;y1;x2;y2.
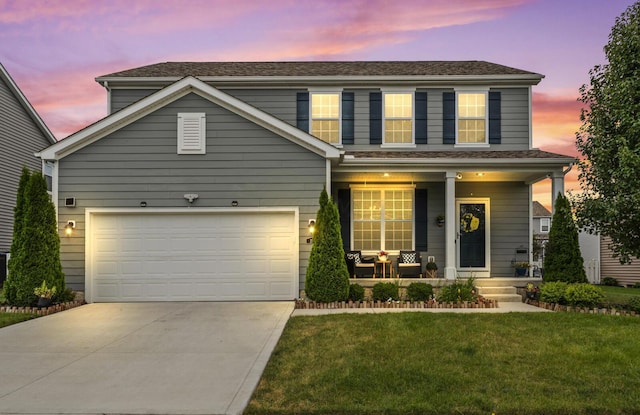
178;113;206;154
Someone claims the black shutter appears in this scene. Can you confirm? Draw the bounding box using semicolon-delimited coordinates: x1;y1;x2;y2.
415;92;428;144
338;189;351;250
442;92;455;144
488;91;501;144
342;92;354;144
415;189;428;251
296;92;309;132
369;92;382;144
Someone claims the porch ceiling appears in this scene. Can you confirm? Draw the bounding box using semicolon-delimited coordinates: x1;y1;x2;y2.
331;169;551;184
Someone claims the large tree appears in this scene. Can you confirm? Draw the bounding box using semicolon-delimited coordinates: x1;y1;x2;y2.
575;2;640;263
305;188;350;302
544;194;587;283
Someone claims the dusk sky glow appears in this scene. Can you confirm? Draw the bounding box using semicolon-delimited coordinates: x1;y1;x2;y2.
1;0;636;207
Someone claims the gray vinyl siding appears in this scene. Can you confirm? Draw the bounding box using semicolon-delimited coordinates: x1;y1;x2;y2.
456;181;530;276
0;76;51;252
58;92;326;291
110;86;531;151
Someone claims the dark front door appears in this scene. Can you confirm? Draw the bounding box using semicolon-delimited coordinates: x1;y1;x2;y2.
457;199;489;269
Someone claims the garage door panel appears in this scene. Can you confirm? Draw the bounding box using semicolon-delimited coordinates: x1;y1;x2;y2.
89;211;297;302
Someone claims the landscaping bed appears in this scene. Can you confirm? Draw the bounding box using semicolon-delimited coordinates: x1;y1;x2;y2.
525;298;639;317
0;300;85;316
295;297;498;309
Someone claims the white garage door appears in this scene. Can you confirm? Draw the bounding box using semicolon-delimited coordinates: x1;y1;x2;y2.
87;209;298;302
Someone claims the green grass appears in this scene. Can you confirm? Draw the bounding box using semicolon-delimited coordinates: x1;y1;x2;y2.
246;313;640;415
600;285;640;308
0;312;36;328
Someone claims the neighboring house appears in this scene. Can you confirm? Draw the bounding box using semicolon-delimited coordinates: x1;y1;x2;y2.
37;61;574;303
532;200;552;264
0;62;56;284
580;233;640;286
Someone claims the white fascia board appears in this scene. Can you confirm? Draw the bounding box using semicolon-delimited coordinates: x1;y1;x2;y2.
339;157;575;168
0;63;57;144
39;76;340;160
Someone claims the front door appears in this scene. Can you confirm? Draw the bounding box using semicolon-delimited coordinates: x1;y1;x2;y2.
456;198;490;277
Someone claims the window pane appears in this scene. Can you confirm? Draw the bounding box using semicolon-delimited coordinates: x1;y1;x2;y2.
458;93;485;117
458;120;486;143
385;222;412;250
311;94;339;118
312;120;339;143
384;93;412;118
384;120;412;143
353;190;381;221
354;221;381;251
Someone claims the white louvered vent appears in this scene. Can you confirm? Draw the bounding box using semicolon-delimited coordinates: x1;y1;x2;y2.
177;113;206;154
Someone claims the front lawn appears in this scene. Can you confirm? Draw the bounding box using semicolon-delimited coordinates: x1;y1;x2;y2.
600;285;640;308
246;313;640;415
0;312;36;328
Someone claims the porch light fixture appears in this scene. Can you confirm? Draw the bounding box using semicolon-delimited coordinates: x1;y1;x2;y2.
64;220;76;236
475;173;485;177
307;219;316;244
383;173;390;177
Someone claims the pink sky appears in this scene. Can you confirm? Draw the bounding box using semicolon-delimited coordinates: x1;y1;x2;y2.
1;0;635;208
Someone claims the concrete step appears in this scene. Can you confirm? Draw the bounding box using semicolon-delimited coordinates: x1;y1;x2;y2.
477;286;523;302
480;293;523;303
473;278;540;287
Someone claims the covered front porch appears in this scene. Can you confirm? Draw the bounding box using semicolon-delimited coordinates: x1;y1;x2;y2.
331;150;574;280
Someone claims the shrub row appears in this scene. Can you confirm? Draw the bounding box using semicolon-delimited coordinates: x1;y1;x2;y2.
539;282;605;308
347;280;476;303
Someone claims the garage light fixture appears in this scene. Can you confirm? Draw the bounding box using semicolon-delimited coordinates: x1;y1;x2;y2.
64;220;76;236
307;219;316;244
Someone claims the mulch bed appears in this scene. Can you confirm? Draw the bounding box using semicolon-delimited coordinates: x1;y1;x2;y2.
0;301;85;316
295;297;498;309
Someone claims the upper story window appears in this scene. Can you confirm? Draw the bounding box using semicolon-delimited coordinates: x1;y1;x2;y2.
311;93;340;144
458;92;487;144
540;218;551;233
384;92;413;144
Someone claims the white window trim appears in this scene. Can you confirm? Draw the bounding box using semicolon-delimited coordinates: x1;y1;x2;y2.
454;88;490;148
349;184;416;255
540;217;551;233
381;89;416;148
309;90;343;147
177;112;206;154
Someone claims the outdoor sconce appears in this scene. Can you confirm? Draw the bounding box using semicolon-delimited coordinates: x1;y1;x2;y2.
64;220;76;236
307;219;316;243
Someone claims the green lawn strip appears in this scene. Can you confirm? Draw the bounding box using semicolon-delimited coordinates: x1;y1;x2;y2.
600;286;640;307
0;312;37;328
246;313;640;415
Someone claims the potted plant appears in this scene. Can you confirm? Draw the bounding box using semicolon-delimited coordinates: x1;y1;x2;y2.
425;259;438;278
513;262;530;277
378;250;388;261
34;280;56;308
436;214;445;227
525;282;539;300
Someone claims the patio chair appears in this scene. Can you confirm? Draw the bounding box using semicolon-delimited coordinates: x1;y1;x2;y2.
344;250;376;278
397;250;422;278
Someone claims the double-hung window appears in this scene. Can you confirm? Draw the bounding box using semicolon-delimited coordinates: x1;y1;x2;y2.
540;218;550;233
352;187;414;252
383;92;413;144
311;93;340;144
457;91;487;144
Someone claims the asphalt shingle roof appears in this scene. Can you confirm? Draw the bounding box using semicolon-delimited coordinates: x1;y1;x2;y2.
99;61;541;78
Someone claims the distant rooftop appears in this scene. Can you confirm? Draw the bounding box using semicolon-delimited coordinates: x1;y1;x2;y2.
533;201;552;217
98;61;542;79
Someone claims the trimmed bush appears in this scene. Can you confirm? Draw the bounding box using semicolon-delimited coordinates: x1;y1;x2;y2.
372;282;400;301
348;284;365;302
437;278;476;302
305;188;350;302
633;282;640;289
406;282;433;301
540;281;568;304
544;194;587;283
601;277;620;286
564;284;605;308
628;297;640;313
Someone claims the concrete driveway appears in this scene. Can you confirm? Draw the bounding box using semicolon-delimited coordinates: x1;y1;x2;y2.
0;302;294;415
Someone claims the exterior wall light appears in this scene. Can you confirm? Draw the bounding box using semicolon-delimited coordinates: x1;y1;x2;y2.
307;219;316;244
64;220;76;236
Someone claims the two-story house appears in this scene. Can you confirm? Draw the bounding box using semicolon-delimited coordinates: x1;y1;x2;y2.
37;61;573;303
1;62;56;286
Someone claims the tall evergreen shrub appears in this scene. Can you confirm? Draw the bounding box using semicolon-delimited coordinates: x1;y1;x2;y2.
543;193;587;283
4;167;31;303
5;171;65;306
305;188;350;302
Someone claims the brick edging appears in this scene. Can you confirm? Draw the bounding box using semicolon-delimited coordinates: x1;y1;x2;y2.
295;297;498;309
525;299;639;317
0;301;86;316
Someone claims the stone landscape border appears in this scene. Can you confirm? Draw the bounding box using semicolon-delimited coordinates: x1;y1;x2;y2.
295;297;498;309
0;301;85;316
525;299;639;317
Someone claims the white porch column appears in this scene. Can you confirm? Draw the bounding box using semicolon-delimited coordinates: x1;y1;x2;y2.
444;171;457;279
550;170;565;213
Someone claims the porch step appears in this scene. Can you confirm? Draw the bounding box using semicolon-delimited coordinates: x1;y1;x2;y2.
477;286;522;302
